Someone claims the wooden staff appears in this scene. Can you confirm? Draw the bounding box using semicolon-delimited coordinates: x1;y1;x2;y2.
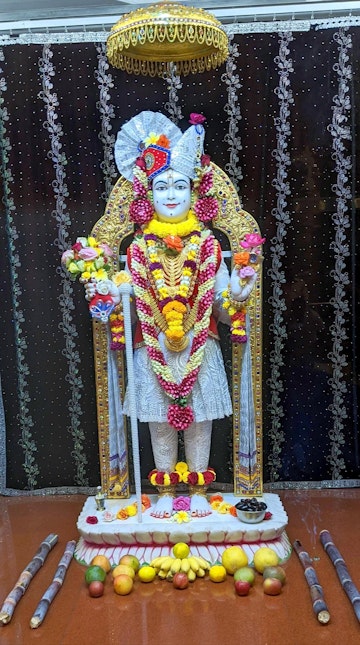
0;533;58;625
293;539;330;624
320;529;360;623
30;539;76;628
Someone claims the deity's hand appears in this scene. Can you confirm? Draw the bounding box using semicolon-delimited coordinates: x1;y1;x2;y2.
84;279;121;305
230;267;258;302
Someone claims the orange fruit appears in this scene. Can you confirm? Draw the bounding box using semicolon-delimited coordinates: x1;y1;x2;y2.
119;554;140;572
90;555;112;574
112;564;135;580
113;574;133;596
85;565;107;586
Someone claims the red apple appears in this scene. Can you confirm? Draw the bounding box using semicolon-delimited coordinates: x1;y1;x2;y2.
88;580;104;597
173;572;189;590
234;580;251;596
263;577;282;596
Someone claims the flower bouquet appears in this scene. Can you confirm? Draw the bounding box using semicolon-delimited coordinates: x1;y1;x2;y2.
61;236;116;321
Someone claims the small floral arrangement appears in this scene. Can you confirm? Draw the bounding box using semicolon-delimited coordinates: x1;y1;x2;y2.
222;232;265;344
61;236;113;283
116;494;152;520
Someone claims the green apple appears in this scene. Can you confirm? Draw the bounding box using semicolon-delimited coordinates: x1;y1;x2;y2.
233;566;256;586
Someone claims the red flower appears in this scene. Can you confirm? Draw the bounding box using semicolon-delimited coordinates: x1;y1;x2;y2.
203;470;216;484
187;472;199;485
169;471;180;485
86;516;98;524
135;156;146;171
201;154;211;166
264;511;273;520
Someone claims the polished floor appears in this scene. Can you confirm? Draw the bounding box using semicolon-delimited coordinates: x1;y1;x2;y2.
0;489;360;645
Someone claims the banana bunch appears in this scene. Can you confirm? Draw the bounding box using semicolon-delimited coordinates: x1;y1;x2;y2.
149;554;210;581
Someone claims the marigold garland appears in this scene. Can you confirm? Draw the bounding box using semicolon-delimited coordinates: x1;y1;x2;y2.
109;311;125;350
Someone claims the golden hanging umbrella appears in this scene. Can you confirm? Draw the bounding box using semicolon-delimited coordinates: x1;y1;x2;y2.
106;1;229;77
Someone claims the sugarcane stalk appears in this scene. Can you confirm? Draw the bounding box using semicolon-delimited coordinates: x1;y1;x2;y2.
293;539;330;624
0;533;58;625
30;540;76;629
320;529;360;623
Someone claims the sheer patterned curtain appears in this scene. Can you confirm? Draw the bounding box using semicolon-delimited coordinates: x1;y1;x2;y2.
0;17;359;494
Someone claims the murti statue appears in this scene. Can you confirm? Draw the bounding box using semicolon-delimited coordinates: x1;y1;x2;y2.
83;111;263;519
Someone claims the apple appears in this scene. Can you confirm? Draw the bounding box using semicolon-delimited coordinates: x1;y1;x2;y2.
234;580;251;596
88;580;104;597
263;577;282;596
173;572;189;590
263;566;286;585
234;567;256;586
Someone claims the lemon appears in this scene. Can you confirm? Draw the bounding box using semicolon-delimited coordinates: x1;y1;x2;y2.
253;547;279;574
172;542;190;559
138;565;156;583
209;564;227;582
221;546;248;574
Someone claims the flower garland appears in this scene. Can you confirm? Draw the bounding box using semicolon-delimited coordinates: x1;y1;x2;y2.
148;462;216;487
109;310;125;351
222;232;265;344
144;210;200;239
143;217;202;347
131;230;217;430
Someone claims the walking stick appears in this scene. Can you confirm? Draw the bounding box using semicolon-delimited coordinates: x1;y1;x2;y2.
119;282;143;522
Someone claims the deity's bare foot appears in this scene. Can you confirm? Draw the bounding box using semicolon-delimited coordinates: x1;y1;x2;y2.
150;494;174;519
190;494;212;518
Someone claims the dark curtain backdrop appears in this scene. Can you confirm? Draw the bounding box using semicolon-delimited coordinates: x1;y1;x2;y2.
0;22;359;494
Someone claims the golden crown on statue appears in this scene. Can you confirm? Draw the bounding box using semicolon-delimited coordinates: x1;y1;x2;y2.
106;1;229;77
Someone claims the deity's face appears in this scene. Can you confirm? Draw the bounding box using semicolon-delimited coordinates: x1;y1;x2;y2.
152;169;191;223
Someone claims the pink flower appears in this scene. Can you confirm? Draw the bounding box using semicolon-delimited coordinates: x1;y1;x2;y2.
239;266;256;279
61;249;74;265
173;496;191;512
240;233;266;249
78;246;99;260
189;113;206;125
98;242;113;257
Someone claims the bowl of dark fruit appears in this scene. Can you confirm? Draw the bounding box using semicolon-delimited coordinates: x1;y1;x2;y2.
235;498;267;523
